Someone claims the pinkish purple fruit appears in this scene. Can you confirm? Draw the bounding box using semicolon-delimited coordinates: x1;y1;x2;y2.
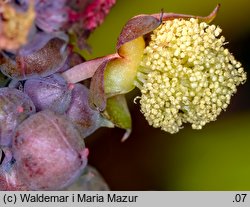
24;74;73;114
0;88;36;146
66;84;113;138
0;165;29;191
0;147;28;191
0;38;68;80
12;110;88;190
65;165;110;191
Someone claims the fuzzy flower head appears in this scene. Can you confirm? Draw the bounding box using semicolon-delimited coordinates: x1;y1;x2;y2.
136;18;247;133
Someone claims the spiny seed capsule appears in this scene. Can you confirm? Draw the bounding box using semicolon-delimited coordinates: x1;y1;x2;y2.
135;18;247;134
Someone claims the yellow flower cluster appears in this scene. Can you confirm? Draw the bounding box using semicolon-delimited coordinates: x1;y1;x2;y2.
136;18;247;133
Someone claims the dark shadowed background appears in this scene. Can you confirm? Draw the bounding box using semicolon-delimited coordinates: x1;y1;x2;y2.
85;0;250;190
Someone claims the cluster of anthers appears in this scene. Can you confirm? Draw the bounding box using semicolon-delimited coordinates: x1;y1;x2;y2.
135;18;247;133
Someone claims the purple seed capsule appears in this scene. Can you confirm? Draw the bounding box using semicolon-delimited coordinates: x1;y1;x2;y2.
0;37;68;80
65;165;110;191
0;88;35;146
12;110;88;190
24;74;73;114
0;147;28;191
66;84;113;138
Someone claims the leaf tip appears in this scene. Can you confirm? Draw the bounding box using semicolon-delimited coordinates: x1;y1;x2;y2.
121;129;132;142
204;4;221;23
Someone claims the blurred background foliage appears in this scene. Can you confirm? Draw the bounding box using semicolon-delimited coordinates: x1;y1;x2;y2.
86;0;250;190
